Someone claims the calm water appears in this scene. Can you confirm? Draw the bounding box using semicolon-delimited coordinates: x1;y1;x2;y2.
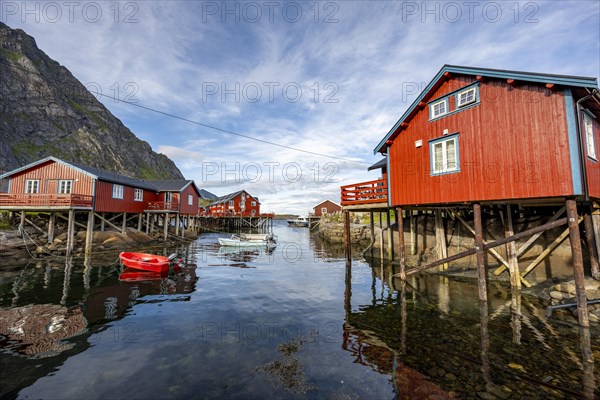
0;221;598;399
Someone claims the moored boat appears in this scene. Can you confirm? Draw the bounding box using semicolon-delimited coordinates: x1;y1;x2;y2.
119;252;172;273
218;234;276;247
287;216;309;227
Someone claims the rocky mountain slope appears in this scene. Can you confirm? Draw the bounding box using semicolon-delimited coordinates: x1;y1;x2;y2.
0;22;183;179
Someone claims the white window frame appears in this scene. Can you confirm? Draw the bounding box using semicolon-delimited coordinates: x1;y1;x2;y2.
228;200;234;208
112;184;124;199
584;113;596;160
457;87;477;107
430;136;459;175
430;98;448;119
188;194;193;205
57;180;72;194
321;207;328;214
165;192;173;202
251;201;256;206
134;188;144;202
25;179;40;194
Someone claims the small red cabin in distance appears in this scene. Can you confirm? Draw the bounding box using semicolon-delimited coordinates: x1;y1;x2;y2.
147;180;203;214
207;190;260;217
372;65;600;207
312;200;341;217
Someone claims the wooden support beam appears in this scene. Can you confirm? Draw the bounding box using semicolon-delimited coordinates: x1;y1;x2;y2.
56;213;87;229
24;217;47;237
85;211;94;255
566;199;589;327
397;207;406;280
455;212;510;270
100;212;105;231
121;212;127;233
504;205;521;290
396;215;569;278
494;205;565;275
48;212;56;243
369;211;375;247
386;209;393;260
164;213;169;240
66;209;75;257
138;213;143;231
344;211;351;265
409;211;417;255
379;212;384;261
175;214;180;236
474;204;487;302
93;213;122;232
583;211;600;278
519;223;577;287
20;210;25;227
591;211;600;277
435;210;448;271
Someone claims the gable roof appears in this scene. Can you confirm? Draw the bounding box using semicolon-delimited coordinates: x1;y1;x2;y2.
367;158;387;171
199;189;218;200
374;65;600;154
313;199;341;209
209;190;259;206
0;156;157;191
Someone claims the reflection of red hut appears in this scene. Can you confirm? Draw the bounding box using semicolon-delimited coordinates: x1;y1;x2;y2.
0;304;87;357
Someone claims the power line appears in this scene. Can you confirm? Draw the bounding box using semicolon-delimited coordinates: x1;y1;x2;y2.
92;91;370;166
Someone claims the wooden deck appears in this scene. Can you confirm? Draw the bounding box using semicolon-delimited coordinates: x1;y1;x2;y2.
145;201;179;212
0;193;93;210
341;179;388;210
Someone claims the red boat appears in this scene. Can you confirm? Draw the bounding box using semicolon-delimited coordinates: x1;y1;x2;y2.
119;269;168;282
119;252;171;273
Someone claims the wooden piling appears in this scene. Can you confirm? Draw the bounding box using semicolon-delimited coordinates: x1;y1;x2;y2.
473;203;487;302
410;210;417;255
369;211;375;251
145;213;150;234
175;214;180;236
505;205;521;289
85;211;94;255
583;210;600;278
66;209;75;257
121;213;127;233
19;210;25;227
397;207;406;279
435;209;448;271
48;212;56;243
100;212;105;231
163;213;169;240
137;213;143;231
566;199;589;327
343;211;351;265
386;209;393;260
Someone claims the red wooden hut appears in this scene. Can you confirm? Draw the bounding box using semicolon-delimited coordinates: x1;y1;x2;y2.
207;190;261;217
312;200;341;217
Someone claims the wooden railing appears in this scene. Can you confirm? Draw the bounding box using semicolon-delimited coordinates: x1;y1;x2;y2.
0;193;93;208
146;201;179;211
340;178;388;206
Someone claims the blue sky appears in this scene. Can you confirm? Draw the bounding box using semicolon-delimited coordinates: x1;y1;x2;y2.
3;1;599;214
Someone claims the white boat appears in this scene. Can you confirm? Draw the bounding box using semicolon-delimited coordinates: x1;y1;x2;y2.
287;216;309;227
218;233;277;247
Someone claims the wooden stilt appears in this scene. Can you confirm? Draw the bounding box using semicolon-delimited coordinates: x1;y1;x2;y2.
510;289;522;344
397;207;406;280
66;209;75;257
583;210;600;278
137;213;143;231
93;213;121;231
566;199;589;327
100;212;105;231
386;209;393;260
473;203;487;302
164;213;169;240
48;212;56;243
379;212;384;261
85;211;94;255
591;210;600;276
19;210;25;227
505;205;521;289
343;211;351;265
369;211;375;252
121;213;127;233
410;210;417;255
435;210;448;271
175;214;180;236
145;213;150;234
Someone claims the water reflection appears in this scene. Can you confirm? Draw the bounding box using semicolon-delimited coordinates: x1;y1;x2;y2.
346;259;599;398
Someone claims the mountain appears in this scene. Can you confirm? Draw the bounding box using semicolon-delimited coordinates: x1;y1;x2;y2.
0;22;183;179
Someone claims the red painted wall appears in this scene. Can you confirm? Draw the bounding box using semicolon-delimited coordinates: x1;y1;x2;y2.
94;181;158;213
313;200;341;217
8;160;95;195
178;184;200;215
388;76;574;206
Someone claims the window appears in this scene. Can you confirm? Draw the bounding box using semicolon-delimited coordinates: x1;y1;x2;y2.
57;180;72;194
25;180;39;194
322;207;328;214
430;135;460;175
457;87;477;107
228;200;234;207
430;99;448;119
134;188;143;202
112;184;123;199
251;201;256;206
251;209;256;216
165;192;173;202
584;113;596;160
188;194;193;205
